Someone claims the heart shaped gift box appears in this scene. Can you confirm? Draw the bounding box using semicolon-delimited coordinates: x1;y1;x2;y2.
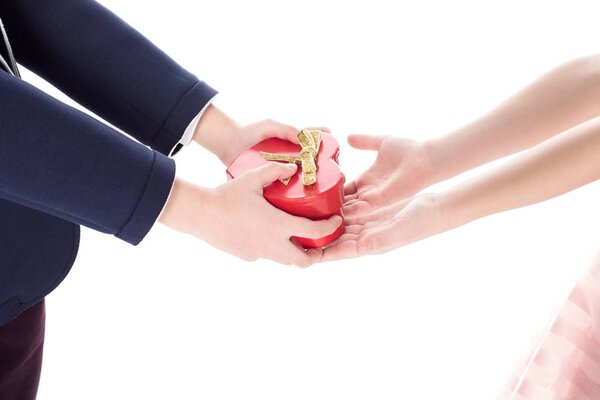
226;131;345;248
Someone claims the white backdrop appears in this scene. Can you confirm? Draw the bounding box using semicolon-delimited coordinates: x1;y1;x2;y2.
26;0;600;399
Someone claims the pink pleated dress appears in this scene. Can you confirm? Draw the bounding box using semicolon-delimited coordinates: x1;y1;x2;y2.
500;250;600;399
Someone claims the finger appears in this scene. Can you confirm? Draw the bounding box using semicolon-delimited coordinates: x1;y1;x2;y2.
344;186;382;206
344;193;359;203
330;232;360;245
260;119;300;144
344;180;358;196
345;211;383;226
273;242;322;268
343;192;377;208
321;239;360;262
285;214;343;239
354;227;396;256
345;199;412;225
334;220;385;243
343;200;374;219
347;134;384;151
305;126;331;134
322;226;394;262
343;224;364;235
242;162;298;189
343;189;395;218
299;247;324;268
323;223;368;246
343;197;364;207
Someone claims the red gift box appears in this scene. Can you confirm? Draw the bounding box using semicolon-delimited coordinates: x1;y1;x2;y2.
226;131;345;248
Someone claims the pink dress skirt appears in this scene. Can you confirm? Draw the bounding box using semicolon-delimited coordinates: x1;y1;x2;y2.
500;250;600;399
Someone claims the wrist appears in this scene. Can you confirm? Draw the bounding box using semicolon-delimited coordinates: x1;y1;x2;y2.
193;104;242;163
402;138;442;193
421;138;450;186
437;185;484;233
159;178;211;235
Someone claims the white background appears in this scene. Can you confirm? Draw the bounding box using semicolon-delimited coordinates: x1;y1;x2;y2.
23;0;600;399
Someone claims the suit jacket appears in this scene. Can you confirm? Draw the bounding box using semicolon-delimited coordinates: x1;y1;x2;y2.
0;0;217;325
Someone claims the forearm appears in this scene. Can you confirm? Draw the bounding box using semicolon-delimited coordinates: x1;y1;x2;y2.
440;116;600;229
189;104;300;166
192;104;241;162
426;54;600;184
158;178;213;237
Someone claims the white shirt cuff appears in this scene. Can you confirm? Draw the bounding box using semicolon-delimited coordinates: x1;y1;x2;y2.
158;95;216;223
172;94;217;152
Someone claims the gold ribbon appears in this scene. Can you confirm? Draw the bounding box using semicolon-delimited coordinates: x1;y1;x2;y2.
260;129;322;185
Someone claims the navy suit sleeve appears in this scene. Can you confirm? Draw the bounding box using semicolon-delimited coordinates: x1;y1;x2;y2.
0;72;174;245
0;0;217;155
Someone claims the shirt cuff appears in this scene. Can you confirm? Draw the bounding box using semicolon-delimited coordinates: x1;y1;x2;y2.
168;93;218;157
152;81;218;156
157;95;217;227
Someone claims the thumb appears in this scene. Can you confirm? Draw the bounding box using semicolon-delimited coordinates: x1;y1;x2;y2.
242;162;298;189
347;134;384;151
286;214;343;239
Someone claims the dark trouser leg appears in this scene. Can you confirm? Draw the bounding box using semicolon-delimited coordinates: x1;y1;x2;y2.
0;299;45;400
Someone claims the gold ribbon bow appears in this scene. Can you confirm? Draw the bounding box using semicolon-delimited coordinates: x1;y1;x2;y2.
260;129;322;185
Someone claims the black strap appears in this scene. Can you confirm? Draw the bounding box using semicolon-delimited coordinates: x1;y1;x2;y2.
0;17;20;78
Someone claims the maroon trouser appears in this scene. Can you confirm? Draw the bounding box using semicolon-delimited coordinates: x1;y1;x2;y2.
0;299;45;400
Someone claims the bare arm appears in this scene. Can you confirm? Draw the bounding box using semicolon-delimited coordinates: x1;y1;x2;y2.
345;54;600;216
324;115;600;260
428;54;600;183
441;116;600;229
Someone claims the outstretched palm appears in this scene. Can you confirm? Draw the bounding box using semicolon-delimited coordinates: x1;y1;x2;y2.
323;194;444;261
343;135;433;218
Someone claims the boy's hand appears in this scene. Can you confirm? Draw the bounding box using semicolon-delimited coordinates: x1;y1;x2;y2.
159;163;342;267
193;104;328;166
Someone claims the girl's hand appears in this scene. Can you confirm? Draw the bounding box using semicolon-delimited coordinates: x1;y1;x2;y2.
326;114;600;262
343;135;435;218
322;193;446;261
